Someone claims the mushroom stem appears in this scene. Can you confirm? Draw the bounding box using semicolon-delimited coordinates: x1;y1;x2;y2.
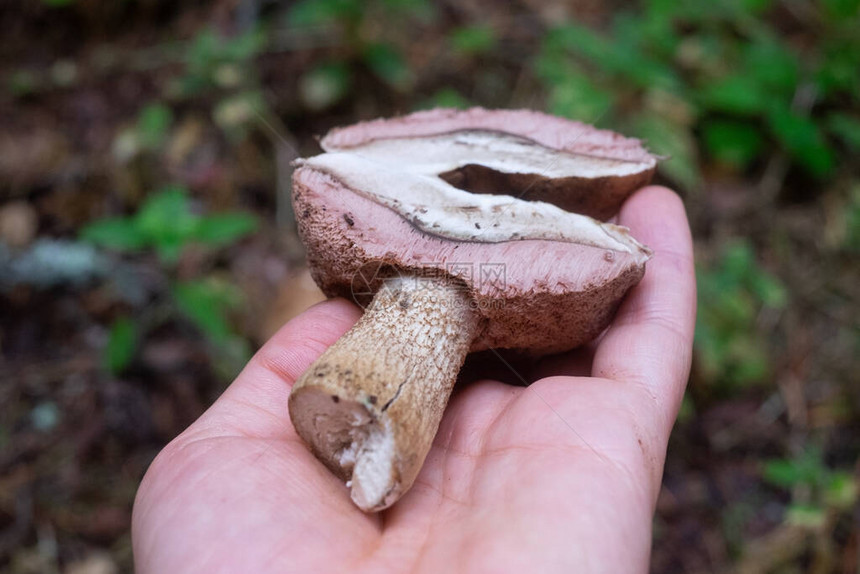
288;275;479;511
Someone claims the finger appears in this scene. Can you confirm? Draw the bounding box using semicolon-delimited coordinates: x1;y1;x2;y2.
592;186;696;437
193;298;362;439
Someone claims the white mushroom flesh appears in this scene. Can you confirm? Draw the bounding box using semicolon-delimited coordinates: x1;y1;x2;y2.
301;130;649;256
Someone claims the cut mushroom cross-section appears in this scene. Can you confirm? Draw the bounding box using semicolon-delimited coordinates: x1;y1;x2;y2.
288;108;657;512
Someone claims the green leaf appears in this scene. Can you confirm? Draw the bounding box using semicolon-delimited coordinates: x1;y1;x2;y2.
80;217;147;251
173;279;239;344
181;27;264;95
549;24;609;66
363;43;413;90
737;0;773;14
543;66;613;123
136;103;172;150
185;29;219;80
104;316;138;375
821;0;860;19
749;271;788;309
767;106;836;178
449;24;497;55
287;0;362;26
816;41;860;98
644;0;680;21
698;75;769;115
825;112;860;151
694;239;789;388
727;337;770;383
633;115;701;190
640;2;682;55
41;0;75;6
173;278;248;380
722;241;756;281
763;459;808;488
609;15;681;90
763;448;828;489
382;0;434;12
533;47;570;85
136;187;192;228
7;70;39;97
135;186;198;262
194;213;258;246
152;237;184;264
222;28;265;62
743;38;799;94
702;120;764;169
718;289;756;326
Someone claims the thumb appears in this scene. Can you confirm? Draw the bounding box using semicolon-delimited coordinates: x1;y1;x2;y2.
193;298;362;440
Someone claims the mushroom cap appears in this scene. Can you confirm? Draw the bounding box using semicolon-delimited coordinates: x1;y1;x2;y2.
292;108;656;354
321;107;657;220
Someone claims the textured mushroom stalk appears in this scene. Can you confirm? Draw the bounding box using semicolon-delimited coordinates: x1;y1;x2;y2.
288;275;479;511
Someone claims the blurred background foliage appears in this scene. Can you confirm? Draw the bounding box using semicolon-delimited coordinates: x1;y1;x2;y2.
0;0;858;572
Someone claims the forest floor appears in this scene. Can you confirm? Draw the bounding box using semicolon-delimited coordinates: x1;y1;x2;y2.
1;1;858;573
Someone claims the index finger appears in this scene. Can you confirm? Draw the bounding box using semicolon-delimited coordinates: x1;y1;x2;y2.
592;185;697;438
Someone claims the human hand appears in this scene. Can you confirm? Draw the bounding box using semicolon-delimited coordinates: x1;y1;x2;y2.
132;185;696;574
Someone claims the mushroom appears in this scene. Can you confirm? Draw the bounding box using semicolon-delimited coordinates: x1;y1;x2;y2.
288;108;657;511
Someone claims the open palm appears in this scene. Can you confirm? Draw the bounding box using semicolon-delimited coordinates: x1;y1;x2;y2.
132;186;696;574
